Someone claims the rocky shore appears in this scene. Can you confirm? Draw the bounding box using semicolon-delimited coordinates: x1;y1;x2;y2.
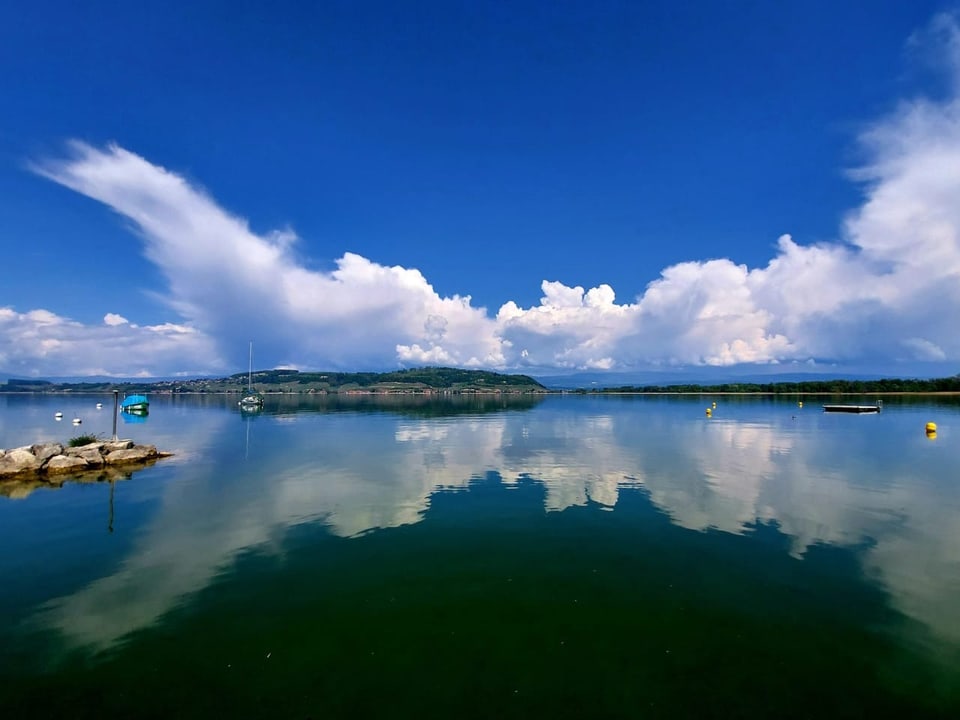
0;440;173;481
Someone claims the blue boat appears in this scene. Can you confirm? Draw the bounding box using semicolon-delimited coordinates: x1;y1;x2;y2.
120;394;150;414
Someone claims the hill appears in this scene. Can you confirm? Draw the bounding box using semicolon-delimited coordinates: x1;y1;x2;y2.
0;367;548;395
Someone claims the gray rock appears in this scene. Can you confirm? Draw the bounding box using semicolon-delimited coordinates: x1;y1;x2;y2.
77;449;105;467
45;455;91;474
105;445;158;465
65;442;105;457
102;440;135;452
32;443;65;463
0;448;42;477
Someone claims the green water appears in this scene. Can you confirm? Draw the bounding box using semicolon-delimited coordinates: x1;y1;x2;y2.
1;394;958;717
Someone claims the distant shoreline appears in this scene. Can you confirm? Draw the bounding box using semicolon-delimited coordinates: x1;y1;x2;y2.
0;388;549;396
2;366;958;396
0;367;548;395
567;391;960;396
3;390;960;397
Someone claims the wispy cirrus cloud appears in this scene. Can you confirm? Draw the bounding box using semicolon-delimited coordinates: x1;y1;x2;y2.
5;11;960;378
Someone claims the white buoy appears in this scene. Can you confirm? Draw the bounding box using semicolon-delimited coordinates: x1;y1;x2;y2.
96;403;103;409
72;417;82;425
55;411;63;419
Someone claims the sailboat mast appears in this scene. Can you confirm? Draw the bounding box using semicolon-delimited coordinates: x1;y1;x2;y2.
248;341;253;391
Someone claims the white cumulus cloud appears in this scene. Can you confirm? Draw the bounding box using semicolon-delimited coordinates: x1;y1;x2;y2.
28;141;504;374
0;306;218;377
496;13;960;372
103;313;129;326
4;11;960;378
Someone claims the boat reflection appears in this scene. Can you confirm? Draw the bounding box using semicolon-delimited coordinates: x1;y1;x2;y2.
120;410;148;424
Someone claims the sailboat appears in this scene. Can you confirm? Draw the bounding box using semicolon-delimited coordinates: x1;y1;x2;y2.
239;342;264;410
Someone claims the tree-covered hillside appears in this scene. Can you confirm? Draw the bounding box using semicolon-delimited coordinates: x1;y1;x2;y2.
1;367;547;394
230;366;546;390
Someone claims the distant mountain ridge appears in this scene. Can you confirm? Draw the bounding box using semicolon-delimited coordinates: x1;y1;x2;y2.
536;367;960;389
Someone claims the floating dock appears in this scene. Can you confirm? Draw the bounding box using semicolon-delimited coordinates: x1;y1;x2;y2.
822;404;881;413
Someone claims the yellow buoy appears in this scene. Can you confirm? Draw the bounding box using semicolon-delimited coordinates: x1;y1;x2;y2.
926;422;937;434
706;408;712;417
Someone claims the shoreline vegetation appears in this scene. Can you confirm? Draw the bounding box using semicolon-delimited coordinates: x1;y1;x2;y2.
1;367;959;396
0;367;549;395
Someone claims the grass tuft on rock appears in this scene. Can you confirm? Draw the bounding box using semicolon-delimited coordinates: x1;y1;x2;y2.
67;434;99;447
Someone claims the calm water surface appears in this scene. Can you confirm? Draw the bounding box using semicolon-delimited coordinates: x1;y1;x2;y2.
1;393;958;718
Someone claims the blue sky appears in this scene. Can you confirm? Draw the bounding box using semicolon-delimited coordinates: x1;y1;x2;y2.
2;1;959;379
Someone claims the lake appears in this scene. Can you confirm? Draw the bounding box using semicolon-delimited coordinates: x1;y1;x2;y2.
1;393;958;718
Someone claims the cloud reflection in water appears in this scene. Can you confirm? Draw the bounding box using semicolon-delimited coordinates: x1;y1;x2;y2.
35;398;960;652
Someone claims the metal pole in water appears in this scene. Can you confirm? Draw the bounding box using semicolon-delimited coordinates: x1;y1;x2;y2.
112;390;119;440
108;480;115;533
